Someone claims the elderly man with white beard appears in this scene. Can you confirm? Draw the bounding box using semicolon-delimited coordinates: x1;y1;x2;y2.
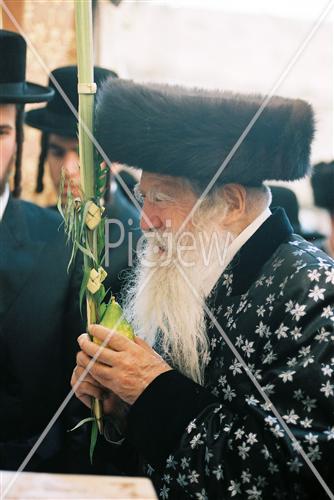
71;80;334;499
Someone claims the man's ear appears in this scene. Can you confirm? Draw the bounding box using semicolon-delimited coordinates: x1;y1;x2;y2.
221;184;247;225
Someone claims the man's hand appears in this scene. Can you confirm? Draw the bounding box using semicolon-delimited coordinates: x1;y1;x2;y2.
71;364;125;417
75;325;172;405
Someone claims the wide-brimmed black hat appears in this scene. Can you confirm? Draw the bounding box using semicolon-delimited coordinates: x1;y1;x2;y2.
0;30;54;104
26;65;118;137
311;161;334;213
96;79;314;186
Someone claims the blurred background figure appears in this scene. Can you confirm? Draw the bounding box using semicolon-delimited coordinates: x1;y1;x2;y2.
311;161;334;258
26;65;141;298
269;185;325;243
0;29;85;473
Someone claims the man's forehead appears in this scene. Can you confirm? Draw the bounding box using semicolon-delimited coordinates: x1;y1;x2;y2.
0;104;16;124
139;172;183;192
49;133;78;150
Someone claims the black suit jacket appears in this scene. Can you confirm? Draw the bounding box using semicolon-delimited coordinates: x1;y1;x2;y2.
0;197;85;471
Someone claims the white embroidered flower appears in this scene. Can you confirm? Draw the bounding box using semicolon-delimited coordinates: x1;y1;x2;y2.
213;464;224;480
285;300;294;312
324;427;334;441
265;276;274;286
320;381;334;398
279;370;296;382
307;445;322;462
300;417;313;428
305;432;318;444
321;364;333;377
303;396;317;413
228;480;242;496
247;433;258;445
245;395;260;406
290;302;307;321
238;442;250;460
308;285;326;302
176;474;188;487
162;474;171;484
315;327;331;342
290;326;302;340
223;385;236;401
241;469;252;483
166;455;177;469
256;305;266;317
264;415;277;426
317;257;330;270
234;427;245;440
195;488;208;500
246;485;262;500
242;340;255;357
325;268;334;285
275;323;289;339
190;433;204;449
187;420;197;434
321;305;333;319
160;485;170;499
188;470;200;483
283;410;299;424
180;457;190;469
229;359;242;375
307;269;321;282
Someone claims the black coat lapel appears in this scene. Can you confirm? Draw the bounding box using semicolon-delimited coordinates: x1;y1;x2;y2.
0;198;45;320
229;208;294;296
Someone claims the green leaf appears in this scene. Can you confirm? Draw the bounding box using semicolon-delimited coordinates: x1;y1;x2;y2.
90;419;99;464
79;267;91;315
67;417;95;432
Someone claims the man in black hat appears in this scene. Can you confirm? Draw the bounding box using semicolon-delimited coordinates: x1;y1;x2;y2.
72;80;334;499
0;30;85;472
25;66;141;298
311;161;334;258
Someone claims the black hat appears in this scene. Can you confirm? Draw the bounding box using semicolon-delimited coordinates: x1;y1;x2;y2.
25;65;118;137
0;30;54;104
311;161;334;214
96;79;314;187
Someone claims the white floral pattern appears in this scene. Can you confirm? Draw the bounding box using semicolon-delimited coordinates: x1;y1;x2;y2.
148;235;334;499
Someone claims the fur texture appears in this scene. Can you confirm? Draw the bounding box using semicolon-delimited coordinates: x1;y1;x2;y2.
96;79;315;186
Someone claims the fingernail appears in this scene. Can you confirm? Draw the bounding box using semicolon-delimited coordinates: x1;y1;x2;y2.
77;333;88;345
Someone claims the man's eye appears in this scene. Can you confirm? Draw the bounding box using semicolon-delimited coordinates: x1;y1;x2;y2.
0;130;10;136
49;149;65;158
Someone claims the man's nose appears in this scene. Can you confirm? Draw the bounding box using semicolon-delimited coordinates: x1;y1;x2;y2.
63;152;80;181
140;208;163;232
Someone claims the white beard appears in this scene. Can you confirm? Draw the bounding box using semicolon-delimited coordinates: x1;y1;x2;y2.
122;224;233;384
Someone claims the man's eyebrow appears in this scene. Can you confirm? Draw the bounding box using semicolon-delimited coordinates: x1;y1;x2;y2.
134;183;144;200
0;124;13;130
48;143;66;152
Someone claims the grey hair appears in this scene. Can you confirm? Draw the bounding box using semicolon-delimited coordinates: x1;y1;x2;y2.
187;180;272;227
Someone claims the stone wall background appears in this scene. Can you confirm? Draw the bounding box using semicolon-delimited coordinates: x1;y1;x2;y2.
2;0;333;233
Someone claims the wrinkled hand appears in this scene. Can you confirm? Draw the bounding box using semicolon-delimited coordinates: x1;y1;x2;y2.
71;364;126;418
75;324;172;406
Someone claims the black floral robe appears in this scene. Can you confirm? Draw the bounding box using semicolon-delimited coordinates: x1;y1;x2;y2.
107;209;334;499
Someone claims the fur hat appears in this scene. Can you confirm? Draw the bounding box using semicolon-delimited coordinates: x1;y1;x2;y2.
311;161;334;214
96;79;315;187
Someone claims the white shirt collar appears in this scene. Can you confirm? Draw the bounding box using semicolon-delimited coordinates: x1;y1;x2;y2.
0;184;10;221
224;207;272;269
